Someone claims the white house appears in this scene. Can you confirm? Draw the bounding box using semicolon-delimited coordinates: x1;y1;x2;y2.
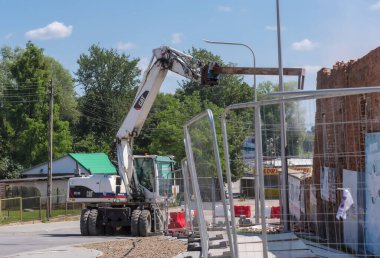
0;153;116;204
22;153;116;178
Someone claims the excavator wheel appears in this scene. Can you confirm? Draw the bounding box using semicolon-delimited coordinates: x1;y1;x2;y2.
80;209;90;236
131;209;141;237
88;209;104;236
138;210;152;237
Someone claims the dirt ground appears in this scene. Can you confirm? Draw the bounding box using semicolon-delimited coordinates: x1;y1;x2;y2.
81;236;187;258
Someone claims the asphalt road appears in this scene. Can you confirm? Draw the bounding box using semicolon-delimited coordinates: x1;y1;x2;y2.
0;220;128;257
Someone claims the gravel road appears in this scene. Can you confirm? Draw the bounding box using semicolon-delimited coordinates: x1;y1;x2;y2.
81;236;187;258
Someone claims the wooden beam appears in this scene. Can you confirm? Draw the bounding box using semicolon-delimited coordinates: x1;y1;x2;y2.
212;66;305;76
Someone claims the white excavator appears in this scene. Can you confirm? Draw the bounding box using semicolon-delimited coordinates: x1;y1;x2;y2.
67;46;219;236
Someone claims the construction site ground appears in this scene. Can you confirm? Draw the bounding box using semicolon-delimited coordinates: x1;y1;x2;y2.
0;197;359;258
173;230;357;258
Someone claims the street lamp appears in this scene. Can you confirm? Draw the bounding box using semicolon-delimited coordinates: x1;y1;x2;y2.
203;39;261;225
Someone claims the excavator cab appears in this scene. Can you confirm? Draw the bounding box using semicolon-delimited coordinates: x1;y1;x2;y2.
134;157;154;192
133;155;175;201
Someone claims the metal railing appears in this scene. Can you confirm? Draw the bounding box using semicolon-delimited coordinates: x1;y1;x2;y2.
0;195;82;224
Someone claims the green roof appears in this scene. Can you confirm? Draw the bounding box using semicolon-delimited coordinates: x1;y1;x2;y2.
68;153;117;175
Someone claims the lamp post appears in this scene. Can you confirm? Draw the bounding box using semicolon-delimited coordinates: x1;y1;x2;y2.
203;39;261;225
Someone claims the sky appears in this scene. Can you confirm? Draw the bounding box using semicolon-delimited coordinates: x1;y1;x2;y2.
1;0;380;94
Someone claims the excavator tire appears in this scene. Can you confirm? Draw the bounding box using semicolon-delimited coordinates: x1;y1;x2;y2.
138;210;152;237
88;209;104;236
131;209;141;237
80;209;90;236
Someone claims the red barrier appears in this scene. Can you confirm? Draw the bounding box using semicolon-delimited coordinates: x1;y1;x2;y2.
168;211;185;229
234;205;251;217
271;206;280;219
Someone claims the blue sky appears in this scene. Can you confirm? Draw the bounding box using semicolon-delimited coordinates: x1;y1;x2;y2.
1;0;380;93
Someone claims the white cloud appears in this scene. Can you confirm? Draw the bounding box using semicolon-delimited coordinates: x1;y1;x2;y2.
5;33;12;39
116;42;135;51
171;33;183;44
217;5;231;12
265;25;285;31
292;39;319;51
370;1;380;10
25;21;72;40
304;65;322;74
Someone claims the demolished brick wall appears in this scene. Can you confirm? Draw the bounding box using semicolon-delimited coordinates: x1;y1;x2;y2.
312;46;380;245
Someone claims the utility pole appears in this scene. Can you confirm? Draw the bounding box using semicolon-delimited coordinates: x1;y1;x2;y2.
276;0;290;231
47;79;53;220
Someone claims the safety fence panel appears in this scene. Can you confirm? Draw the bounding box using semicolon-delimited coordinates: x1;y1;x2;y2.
157;171;193;235
156;173;172;232
159;162;199;236
291;91;380;257
181;159;197;234
222;86;380;258
259;99;316;258
184;109;235;258
222;104;269;258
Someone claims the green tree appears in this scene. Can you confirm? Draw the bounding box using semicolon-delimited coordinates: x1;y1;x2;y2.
257;81;307;157
176;47;253;106
45;57;79;124
225;110;254;181
2;42;72;167
0;46;24;178
134;92;203;160
0;156;23;180
74;44;141;153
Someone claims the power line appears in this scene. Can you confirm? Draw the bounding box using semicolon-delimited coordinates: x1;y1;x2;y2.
0;99;39;103
2;93;41;98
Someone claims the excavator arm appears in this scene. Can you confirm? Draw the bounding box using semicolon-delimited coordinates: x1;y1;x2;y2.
116;46;218;197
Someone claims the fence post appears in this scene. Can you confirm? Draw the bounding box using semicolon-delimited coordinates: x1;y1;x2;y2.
65;194;67;216
57;188;59;208
19;197;23;222
211;177;216;227
39;197;42;220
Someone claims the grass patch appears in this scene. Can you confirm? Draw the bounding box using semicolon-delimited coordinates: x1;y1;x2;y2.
0;208;81;224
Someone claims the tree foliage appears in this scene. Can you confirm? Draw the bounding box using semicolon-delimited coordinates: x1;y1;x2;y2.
257;81;307;157
45;57;79;124
0;156;23;180
134;92;203;159
0;42;73;170
176;47;253;106
74;44;141;153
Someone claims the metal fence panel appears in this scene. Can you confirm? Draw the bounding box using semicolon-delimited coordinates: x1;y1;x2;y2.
0;195;82;224
223;86;380;257
184;109;234;257
181;159;197;233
